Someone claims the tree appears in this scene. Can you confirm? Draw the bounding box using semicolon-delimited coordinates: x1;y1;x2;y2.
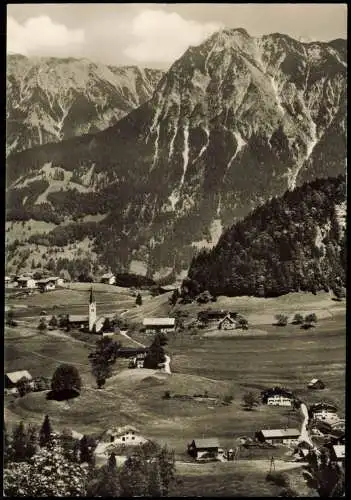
48;315;58;329
305;313;317;324
11;421;28;462
148;460;163;497
51;364;82;395
169;289;180;306
136;293;142;306
37;318;47;331
120;455;149;497
87;454;120;497
80;435;96;464
292;313;304;325
157;445;176;496
17;376;32;397
144;333;167;369
275;314;288;326
3;438;89;496
237;316;249;329
89;337;121;388
4;422;12;466
39;415;53;447
242;392;258;411
26;425;39;458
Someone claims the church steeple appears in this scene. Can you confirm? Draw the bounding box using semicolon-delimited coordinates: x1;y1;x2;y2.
89;287;97;332
89;287;95;304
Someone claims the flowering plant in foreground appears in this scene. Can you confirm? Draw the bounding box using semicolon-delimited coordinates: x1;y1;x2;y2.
4;438;89;497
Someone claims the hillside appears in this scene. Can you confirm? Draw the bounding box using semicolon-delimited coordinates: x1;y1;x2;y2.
187;175;346;297
6;54;163;155
6;29;346;278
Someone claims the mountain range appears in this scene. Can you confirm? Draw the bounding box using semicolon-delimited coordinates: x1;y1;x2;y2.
6;54;164;155
6;29;347;281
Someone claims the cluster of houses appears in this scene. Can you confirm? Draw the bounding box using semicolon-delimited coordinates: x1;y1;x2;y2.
5;274;64;292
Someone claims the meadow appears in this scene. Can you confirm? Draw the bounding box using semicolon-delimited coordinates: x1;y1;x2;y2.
4;286;345;496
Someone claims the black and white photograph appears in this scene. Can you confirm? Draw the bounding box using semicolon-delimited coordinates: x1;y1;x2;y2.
4;3;346;497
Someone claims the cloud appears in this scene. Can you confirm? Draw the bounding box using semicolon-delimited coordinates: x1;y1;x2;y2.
124;9;222;64
7;16;85;56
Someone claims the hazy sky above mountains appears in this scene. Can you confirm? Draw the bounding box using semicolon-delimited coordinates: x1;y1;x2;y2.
7;3;347;68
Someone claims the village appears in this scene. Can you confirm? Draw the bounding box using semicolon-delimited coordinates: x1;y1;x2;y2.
4;270;345;496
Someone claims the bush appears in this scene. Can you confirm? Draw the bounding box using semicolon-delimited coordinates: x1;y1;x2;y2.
274;314;288;326
17;377;32;397
163;391;171;400
51;364;82;396
223;394;234;404
305;313;317;323
292;313;304;325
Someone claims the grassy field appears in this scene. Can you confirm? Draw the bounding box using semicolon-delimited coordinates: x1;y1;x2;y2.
4;289;345;496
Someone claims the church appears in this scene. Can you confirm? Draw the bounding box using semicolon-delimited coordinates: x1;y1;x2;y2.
67;288;106;333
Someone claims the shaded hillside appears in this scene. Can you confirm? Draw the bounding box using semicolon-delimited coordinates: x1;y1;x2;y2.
6;54;163;155
6;29;346;278
187;175;346;297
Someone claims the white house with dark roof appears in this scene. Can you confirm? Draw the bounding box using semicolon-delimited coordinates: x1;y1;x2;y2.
101;273;116;285
331;445;345;466
143;317;176;334
255;428;300;446
17;277;36;289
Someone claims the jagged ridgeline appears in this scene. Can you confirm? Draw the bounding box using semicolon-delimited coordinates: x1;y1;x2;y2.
6;29;346;278
187;175;346;297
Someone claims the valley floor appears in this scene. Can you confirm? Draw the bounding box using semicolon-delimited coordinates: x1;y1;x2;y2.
4;287;345;496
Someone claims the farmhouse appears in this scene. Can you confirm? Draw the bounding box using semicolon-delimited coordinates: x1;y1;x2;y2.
307;378;325;390
255;428;300;446
330;445;345;467
188;438;220;461
104;426;147;445
129;352;147;368
16;276;36;289
218;313;238;330
261;387;294;406
101;273;116;285
143;317;176;334
37;278;56;292
309;403;338;423
5;370;33;394
197;309;237;327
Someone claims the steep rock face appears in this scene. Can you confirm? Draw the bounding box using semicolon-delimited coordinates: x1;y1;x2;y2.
6;29;347;278
6;54;163;155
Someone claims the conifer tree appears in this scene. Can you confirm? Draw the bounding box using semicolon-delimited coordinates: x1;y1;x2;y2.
12;421;28;461
39;415;53;447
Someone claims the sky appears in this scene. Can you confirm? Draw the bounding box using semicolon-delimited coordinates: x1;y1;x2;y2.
7;3;347;69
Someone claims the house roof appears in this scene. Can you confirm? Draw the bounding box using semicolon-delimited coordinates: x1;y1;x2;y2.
68;314;89;323
17;276;35;282
332;445;345;459
310;402;337;412
219;315;236;324
6;370;33;383
260;428;300;439
194;438;220;449
106;425;139;436
143;317;175;326
102;273;115;279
